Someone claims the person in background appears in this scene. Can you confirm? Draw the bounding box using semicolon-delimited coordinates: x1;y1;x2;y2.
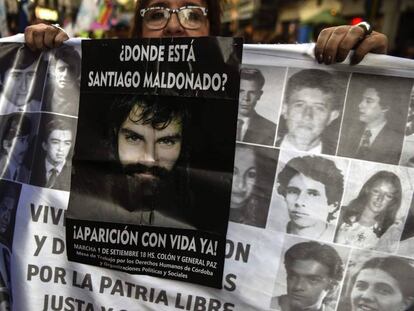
24;1;388;66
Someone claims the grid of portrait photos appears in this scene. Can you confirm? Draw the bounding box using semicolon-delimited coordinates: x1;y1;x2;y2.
230;62;414;310
0;43;80;309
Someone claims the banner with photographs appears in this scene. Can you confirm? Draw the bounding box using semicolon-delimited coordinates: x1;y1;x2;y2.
1;37;414;311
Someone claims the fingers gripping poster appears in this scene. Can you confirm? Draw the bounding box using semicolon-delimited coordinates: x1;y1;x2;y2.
1;37;414;311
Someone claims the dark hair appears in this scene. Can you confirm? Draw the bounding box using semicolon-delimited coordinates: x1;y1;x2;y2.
1;113;31;146
284;241;344;282
109;95;188;163
44;118;73;142
340;170;402;237
52;46;81;79
357;74;408;110
277;156;344;207
12;46;40;70
285;69;342;110
240;68;265;90
230;144;276;227
5;47;46;103
350;256;414;301
130;0;222;37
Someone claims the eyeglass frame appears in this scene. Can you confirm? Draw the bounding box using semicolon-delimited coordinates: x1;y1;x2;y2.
140;5;209;30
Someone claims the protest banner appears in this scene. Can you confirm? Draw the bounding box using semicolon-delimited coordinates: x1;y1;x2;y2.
1;37;414;310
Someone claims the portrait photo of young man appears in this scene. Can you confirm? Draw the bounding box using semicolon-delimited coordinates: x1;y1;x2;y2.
30;115;76;191
43;45;81;116
68;93;236;233
0;113;38;183
271;238;348;311
337;74;413;165
236;67;278;146
0;46;47;115
0;181;21;249
269;151;347;242
276;69;348;155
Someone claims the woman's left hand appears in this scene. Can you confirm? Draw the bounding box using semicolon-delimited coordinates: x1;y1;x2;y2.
315;24;388;65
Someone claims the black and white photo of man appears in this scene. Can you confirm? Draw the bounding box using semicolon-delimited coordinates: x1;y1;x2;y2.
68;94;235;232
338;74;412;165
276;69;347;155
275;154;345;241
0;181;21;249
0;47;46;114
43;45;81;116
30;117;75;191
0;114;33;183
236;68;277;146
230;143;278;227
270;240;346;311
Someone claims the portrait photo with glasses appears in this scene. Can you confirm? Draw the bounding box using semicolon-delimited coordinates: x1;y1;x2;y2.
334;161;414;251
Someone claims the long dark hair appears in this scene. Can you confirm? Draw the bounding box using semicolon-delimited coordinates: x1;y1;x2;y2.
340;171;402;237
130;0;222;38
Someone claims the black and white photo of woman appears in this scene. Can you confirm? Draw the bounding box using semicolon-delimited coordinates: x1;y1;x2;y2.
335;162;413;251
229;143;278;228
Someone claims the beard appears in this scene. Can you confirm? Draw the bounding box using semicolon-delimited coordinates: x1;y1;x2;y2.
119;162;173;212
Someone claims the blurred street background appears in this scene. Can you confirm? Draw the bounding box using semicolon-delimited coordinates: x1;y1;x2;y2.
0;0;413;58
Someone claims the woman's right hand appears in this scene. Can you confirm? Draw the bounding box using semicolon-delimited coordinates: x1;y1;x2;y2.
25;23;69;50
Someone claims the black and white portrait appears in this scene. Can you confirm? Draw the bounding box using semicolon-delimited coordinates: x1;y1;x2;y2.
276;69;348;155
229;143;278;228
268;150;348;242
42;45;81;116
335;162;414;251
0;113;39;183
337;74;413;165
236;65;281;146
30;114;76;191
68;94;236;232
399;83;414;167
0;181;21;249
0;45;48;115
270;236;349;311
397;194;414;257
0;246;11;311
337;250;414;311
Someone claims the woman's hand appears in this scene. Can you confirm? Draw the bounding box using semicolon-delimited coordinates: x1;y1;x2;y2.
25;23;69;51
315;24;388;65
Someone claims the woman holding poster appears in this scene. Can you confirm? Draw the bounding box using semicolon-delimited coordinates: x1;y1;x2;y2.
23;1;388;65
